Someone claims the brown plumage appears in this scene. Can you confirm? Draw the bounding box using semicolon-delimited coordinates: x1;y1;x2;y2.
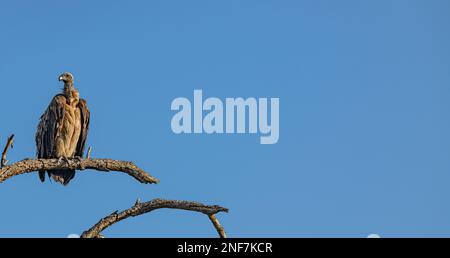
36;72;90;185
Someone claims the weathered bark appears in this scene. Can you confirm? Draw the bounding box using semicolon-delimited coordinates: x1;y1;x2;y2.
0;158;159;184
81;198;229;238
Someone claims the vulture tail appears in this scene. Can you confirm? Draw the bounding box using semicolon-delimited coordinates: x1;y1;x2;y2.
48;169;75;186
38;171;46;182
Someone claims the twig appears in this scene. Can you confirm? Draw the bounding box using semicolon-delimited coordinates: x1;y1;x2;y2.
208;214;227;238
0;158;159;184
1;134;14;168
86;147;92;159
80;198;229;238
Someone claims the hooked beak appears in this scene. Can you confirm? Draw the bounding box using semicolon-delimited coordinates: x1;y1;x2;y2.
58;76;63;81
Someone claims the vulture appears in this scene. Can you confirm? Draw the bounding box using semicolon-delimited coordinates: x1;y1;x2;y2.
35;72;90;185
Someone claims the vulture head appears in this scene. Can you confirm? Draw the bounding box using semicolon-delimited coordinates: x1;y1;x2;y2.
58;72;74;84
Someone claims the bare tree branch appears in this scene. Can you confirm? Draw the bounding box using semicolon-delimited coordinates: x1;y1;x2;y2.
1;135;229;238
1;134;14;168
0;158;159;184
208;214;227;238
81;198;229;238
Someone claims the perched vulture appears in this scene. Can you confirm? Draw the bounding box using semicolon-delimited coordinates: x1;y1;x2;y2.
35;72;90;185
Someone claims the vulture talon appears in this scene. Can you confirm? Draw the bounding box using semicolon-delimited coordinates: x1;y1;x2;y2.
74;156;85;169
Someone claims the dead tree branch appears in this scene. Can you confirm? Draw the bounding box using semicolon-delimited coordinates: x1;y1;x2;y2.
0;135;228;238
81;198;229;238
0;134;158;184
1;134;14;168
0;158;159;184
208;214;227;238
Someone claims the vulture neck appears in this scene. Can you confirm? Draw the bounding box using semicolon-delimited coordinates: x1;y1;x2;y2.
63;82;77;105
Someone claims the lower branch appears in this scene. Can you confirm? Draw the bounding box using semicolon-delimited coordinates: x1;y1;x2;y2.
0;158;159;184
81;198;229;238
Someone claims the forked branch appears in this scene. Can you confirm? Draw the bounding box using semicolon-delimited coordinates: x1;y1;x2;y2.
81;198;229;238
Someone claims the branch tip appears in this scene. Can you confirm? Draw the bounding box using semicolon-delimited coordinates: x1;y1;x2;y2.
1;134;14;168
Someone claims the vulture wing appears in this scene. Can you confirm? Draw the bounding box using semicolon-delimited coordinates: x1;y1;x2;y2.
35;94;66;182
76;99;90;158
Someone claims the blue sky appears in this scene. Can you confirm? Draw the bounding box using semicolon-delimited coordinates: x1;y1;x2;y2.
0;0;450;237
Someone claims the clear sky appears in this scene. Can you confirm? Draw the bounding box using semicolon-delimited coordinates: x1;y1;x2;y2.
0;0;449;237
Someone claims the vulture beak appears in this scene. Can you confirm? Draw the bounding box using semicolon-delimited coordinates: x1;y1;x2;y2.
58;76;63;81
